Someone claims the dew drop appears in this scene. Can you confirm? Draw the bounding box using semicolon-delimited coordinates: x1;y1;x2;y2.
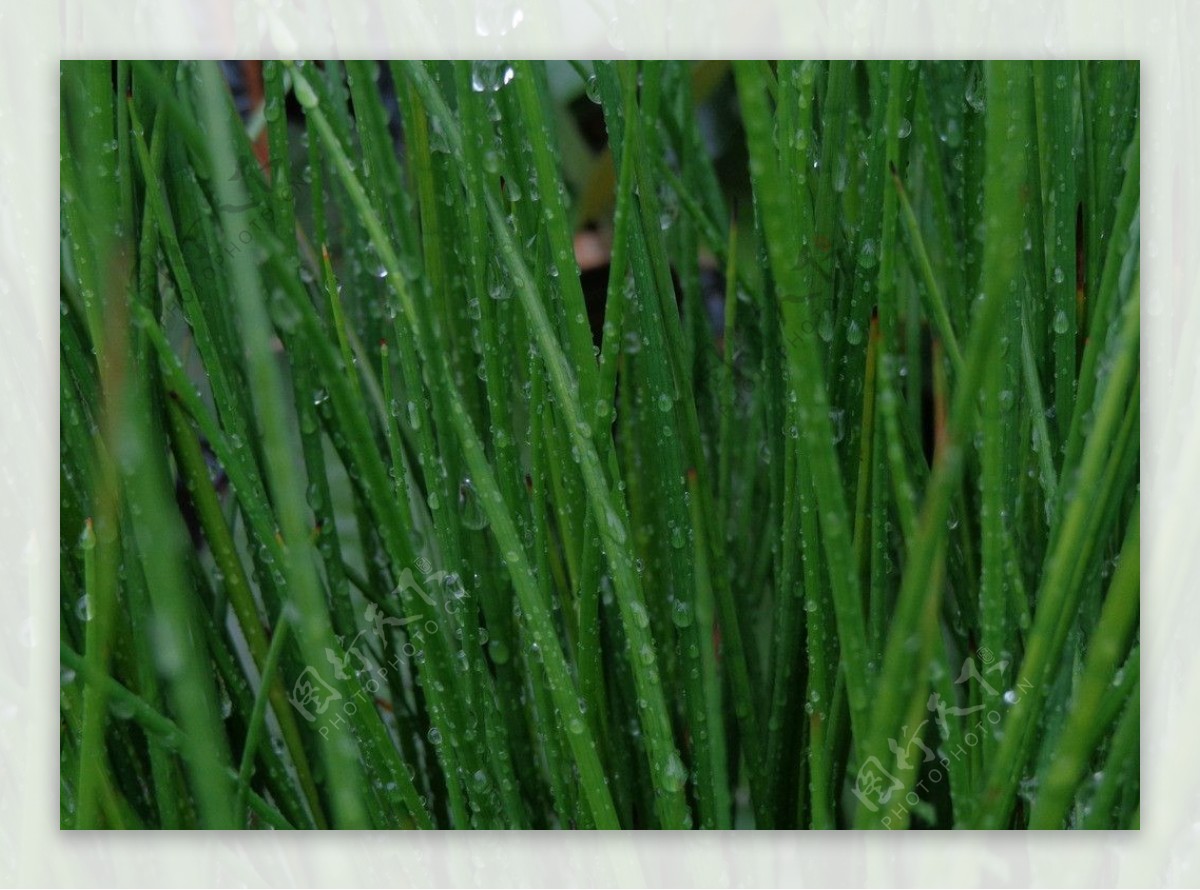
458;477;489;531
605;507;627;544
818;312;834;342
488;638;511;664
858;239;878;270
629;601;650;629
488;277;512;301
662;751;688;792
828;408;846;444
471;61;515;93
671;600;694;628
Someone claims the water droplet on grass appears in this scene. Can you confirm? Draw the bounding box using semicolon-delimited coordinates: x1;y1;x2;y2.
829;408;845;444
965;71;986;112
662;752;688;792
488;278;512;301
833;153;850;192
818;312;834;342
488;639;511;664
458;478;489;530
471;61;515;93
671;600;694;628
858;239;878;269
605;507;627;544
629;602;650;629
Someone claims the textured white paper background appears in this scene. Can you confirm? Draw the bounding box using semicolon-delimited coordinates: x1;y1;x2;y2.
1;0;1191;885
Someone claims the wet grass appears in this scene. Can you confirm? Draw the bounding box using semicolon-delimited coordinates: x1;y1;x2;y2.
59;60;1139;829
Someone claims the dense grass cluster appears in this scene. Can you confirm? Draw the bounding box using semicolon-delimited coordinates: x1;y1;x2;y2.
59;60;1139;829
